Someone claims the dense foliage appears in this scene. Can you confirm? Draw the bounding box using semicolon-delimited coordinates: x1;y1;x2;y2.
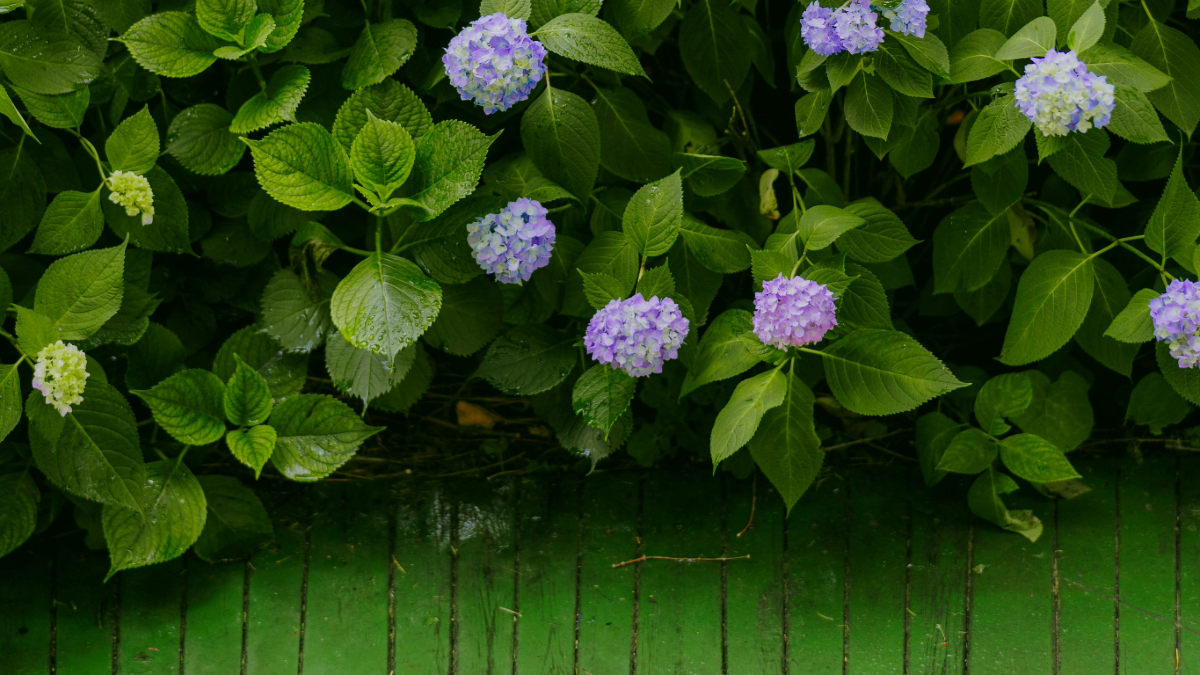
0;0;1198;574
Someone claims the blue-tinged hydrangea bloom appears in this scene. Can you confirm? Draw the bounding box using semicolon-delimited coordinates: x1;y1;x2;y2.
443;13;547;114
108;170;155;225
1014;49;1115;137
881;0;930;37
1150;280;1200;369
834;0;885;54
467;198;556;284
801;3;843;57
753;274;838;350
585;294;690;378
32;340;89;416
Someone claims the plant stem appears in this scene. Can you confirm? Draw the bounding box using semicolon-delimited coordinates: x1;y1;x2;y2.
1029;199;1175;280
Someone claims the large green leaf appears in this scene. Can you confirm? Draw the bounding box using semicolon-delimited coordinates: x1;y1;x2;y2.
196;0;255;42
269;394;382;481
964;95;1032;167
710;367;787;464
994;16;1056;60
520;87;600;203
612;0;675;39
948;29;1008;83
1074;258;1138;377
537;13;646;77
213;325;309;403
475;325;577;395
332;80;432;152
230;64;310;134
680;309;769;396
121;12;219;78
678;216;756;274
1108;85;1169;145
0;471;39;558
974;372;1033;435
10;84;90;130
29;189;105;255
999;433;1080;482
1045;130;1121;206
246;123;354;211
260;268;337;353
0;363;20;444
324;332;413;405
193;475;274;562
1130;20;1200;135
1011;370;1093;451
33;241;125;342
102;457;206;578
257;0;304;53
980;0;1044;36
330;252;442;360
406;120;497;221
932;204;1009;294
968;468;1043;541
0;148;48;253
747;370;823;513
818;329;967;415
422;277;504;356
844;72;893;140
677;0;751;104
1078;42;1170;93
562;231;639;315
875;38;934;98
835;203;918;264
1000;250;1095;366
0;19;101;94
1104;288;1157;344
341;19;417;90
624;170;683;257
106;105;159;175
132;369;227;446
103;167;191;254
1145;150;1200;262
936;428;998;474
592;86;671;182
1126;372;1191;434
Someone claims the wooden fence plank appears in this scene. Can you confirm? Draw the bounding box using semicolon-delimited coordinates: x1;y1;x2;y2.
636;471;723;674
724;475;784;675
0;538;51;675
393;481;451;674
513;477;578;675
846;466;908;674
1180;454;1200;673
243;486;305;675
455;478;516;675
577;472;638;675
183;559;244;675
1057;458;1117;675
117;560;183;675
1118;454;1178;674
785;473;846;674
906;470;970;675
52;540;111;675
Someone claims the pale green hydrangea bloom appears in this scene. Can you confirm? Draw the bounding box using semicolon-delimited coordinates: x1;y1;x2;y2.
108;170;155;225
32;340;89;416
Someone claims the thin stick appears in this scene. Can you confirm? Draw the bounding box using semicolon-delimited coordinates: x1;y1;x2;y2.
736;474;757;539
611;555;751;569
820;428;911;453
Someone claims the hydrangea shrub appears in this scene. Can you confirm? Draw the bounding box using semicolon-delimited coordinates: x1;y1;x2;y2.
0;0;1198;567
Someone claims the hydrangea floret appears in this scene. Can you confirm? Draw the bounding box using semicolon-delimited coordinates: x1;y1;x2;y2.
108;170;155;225
753;274;838;350
467;198;556;284
880;0;930;37
800;0;886;56
31;340;89;416
801;3;843;56
443;13;547;114
1150;280;1200;369
1014;49;1115;137
585;294;690;378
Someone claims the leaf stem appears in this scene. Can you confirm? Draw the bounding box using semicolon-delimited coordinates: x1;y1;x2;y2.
1028;199;1175;280
248;56;267;93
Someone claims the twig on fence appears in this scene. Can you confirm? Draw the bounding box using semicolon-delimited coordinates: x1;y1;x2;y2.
611;555;751;569
820;428;911;453
736;473;756;538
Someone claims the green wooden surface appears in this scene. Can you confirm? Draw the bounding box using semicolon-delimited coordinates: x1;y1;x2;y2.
6;458;1200;674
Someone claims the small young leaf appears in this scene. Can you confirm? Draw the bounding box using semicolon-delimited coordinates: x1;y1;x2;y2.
106;105;159;175
133;369;228;446
711;367;787;464
974;372;1033;435
935;428;999;474
230;64;310;134
225;425;278;478
999;433;1080;482
1105;288;1158;343
624;170;683;257
224;355;274;426
350;111;416;198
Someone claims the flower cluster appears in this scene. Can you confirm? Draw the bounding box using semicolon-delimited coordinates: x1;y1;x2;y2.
1150;280;1200;369
753;275;838;350
443;13;547;114
585;294;689;378
32;341;89;416
108;170;155;225
467;198;556;284
801;0;889;56
1014;49;1115;137
880;0;930;37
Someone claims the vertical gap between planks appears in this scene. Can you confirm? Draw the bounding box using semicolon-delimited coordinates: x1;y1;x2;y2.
179;554;188;675
780;498;790;675
719;473;730;675
574;480;584;675
1114;466;1121;675
509;479;522;675
1176;453;1183;675
110;570;122;675
240;560;251;675
903;490;913;675
842;479;851;675
962;524;974;675
387;487;398;675
49;544;57;675
449;498;461;675
628;475;645;675
296;496;312;675
1052;499;1061;675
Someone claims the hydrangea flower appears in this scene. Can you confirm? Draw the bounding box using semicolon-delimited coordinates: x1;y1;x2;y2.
1014;49;1115;137
467;198;556;284
1150;280;1200;369
443;13;547;114
753;274;838;350
585;294;689;378
880;0;930;37
108;170;155;225
834;0;885;54
32;340;89;416
801;3;843;57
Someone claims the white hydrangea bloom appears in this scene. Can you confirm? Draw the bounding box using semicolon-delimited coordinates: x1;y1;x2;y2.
32;341;89;416
108;170;155;225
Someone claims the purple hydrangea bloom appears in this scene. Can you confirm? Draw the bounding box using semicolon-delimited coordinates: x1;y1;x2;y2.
834;0;884;54
467;198;556;284
584;294;690;377
443;13;547;114
880;0;930;37
753;274;838;350
1150;280;1200;369
1014;49;1115;137
801;3;843;57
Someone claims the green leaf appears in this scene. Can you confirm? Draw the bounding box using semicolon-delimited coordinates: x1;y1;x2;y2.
1126;372;1191;434
971;149;1028;215
29;189;104;255
1145;150;1200;262
915;411;961;487
211;14;274;59
947;28;1009;83
133;369;227;446
936;428;999;474
888;30;951;77
795;205;866;252
423;276;504;356
106;105;159;175
224;355;273;427
331;253;442;360
102;457;206;578
932;203;1010;294
269;394;382;481
0;363;20;444
225;425;277;478
482;0;533;19
125;322;186;390
711;367;787;464
34;241;125;341
374;343;433;414
0;471;38;558
968;468;1043;541
678;0;750;103
875;38;934;98
999;433;1080;482
1158;341;1200;406
844;72;893;140
678;216;756;273
974;372;1033;435
530;0;601;27
1000;250;1094;366
260;268;336;353
121;12;219;78
751;249;794;290
1078;42;1170;93
980;0;1043;36
1130;20;1200;134
27;381;144;512
680;309;769;397
1105;288;1157;344
196;0;255;42
995;16;1056;60
964;95;1032;167
332;80;432;152
838;263;892;329
166;104;246;176
325;332;414;405
1048;0;1092;47
341;19;418;90
636;263;675;300
102;167;191;254
230;64;310;134
257;0;304;53
592;86;671;183
1066;1;1104;53
748;370;823;514
756;141;815;177
193;475;274;562
1075;258;1138;377
672;153;746;198
624;170;683;257
10;84;90;130
0;83;37;140
1011;370;1093;451
611;0;672;39
1108;85;1169;145
582;271;627;310
795;90;832;138
246;123;353;211
572;365;636;435
521;87;600;203
475;325;576;395
0;148;46;252
0;20;101;95
562;231;639;315
214;325;308;404
818;329;966;415
350;111;415;198
407;120;497;221
538;13;645;77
